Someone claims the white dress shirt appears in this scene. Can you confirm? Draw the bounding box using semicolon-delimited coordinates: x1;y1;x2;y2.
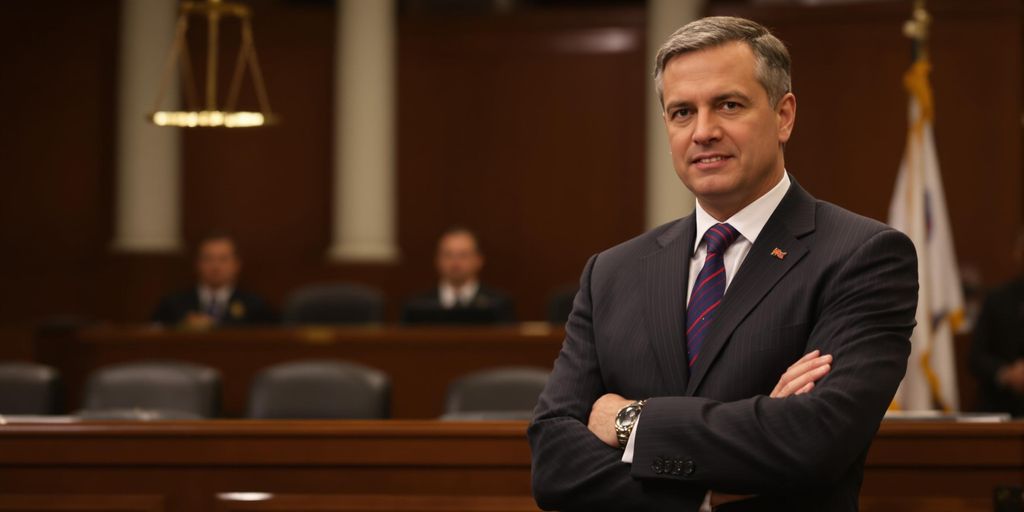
439;281;480;308
198;285;233;317
621;172;791;510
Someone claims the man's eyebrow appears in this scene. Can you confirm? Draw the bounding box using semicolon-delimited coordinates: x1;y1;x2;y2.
664;100;694;111
713;91;754;104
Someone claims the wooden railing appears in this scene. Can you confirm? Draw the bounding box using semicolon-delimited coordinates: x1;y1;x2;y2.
0;420;1021;512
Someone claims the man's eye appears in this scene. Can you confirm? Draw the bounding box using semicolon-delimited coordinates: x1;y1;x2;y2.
671;108;691;119
722;101;741;111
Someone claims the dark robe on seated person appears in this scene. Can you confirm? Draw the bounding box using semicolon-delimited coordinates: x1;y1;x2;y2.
151;288;275;326
401;285;516;325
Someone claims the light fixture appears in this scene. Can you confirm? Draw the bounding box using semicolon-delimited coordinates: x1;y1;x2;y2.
150;0;275;128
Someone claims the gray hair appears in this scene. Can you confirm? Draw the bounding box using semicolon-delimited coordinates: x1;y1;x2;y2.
654;16;792;109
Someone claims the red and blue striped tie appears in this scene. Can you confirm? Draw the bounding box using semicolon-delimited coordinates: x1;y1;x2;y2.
686;223;740;367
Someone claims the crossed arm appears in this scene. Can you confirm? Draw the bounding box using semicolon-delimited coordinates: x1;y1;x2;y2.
587;350;833;508
528;228;917;511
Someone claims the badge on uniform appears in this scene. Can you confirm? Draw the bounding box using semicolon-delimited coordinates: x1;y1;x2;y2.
230;300;246;319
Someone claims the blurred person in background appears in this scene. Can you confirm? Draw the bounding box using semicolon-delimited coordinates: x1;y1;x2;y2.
970;229;1024;417
401;226;515;324
152;235;274;328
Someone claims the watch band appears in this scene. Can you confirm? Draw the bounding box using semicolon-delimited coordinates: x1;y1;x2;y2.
615;399;646;448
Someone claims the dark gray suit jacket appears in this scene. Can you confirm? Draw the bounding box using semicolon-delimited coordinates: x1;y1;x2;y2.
528;178;918;511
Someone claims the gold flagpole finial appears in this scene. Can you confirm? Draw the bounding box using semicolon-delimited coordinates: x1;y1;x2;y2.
903;0;931;56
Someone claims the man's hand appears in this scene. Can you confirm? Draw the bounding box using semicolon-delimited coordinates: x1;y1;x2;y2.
770;349;832;398
182;312;216;330
998;359;1024;394
588;393;633;448
711;350;833;508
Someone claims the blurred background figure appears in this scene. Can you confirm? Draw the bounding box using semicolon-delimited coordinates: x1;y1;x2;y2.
402;227;515;325
152;235;274;328
970;229;1024;417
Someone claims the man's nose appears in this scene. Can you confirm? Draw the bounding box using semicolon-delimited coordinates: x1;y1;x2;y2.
692;111;721;146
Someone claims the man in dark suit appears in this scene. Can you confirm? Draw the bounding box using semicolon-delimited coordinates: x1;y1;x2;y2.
970;230;1024;417
528;16;918;511
401;227;516;324
152;235;273;328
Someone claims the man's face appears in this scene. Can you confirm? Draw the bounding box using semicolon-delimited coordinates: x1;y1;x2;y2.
661;41;796;220
436;232;483;287
196;239;240;289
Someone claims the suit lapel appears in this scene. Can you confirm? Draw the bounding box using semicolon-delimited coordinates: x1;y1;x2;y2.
642;217;696;394
685;180;817;396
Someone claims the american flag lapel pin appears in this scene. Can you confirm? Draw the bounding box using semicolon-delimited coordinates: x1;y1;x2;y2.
771;248;787;260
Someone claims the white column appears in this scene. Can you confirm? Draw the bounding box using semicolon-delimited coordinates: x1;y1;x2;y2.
113;0;182;253
328;0;399;262
645;0;703;229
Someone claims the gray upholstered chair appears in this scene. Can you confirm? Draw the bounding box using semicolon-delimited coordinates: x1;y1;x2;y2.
76;408;203;420
442;366;549;420
78;360;221;419
246;360;391;419
282;283;385;325
0;362;62;415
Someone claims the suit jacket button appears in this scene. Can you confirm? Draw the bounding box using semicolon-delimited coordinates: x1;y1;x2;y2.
651;457;664;474
682;459;696;477
670;458;682;476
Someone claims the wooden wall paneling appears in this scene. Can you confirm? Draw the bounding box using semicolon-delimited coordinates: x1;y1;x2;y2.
710;0;1023;286
0;0;119;324
395;9;649;321
1;0;1020;335
181;1;336;313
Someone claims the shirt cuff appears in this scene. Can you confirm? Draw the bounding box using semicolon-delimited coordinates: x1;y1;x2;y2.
700;490;714;512
620;415;640;463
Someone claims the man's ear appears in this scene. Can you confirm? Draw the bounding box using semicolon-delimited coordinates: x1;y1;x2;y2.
776;92;797;144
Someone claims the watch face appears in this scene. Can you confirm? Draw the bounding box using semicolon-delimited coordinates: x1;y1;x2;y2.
615;404;641;428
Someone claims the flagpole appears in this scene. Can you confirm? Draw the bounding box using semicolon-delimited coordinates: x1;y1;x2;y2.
903;0;930;61
889;0;964;412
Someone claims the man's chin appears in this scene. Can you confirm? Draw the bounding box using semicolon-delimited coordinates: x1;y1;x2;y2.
686;178;738;201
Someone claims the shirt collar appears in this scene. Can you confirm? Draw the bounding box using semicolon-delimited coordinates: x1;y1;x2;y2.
198;285;234;305
439;280;479;304
693;172;791;254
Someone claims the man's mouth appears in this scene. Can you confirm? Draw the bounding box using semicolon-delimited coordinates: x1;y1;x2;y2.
691;154;731;166
695;156;727;163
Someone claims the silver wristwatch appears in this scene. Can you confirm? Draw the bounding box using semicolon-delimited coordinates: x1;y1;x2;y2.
614;399;646;448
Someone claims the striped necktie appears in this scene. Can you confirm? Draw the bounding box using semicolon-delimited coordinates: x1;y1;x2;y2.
686;223;740;367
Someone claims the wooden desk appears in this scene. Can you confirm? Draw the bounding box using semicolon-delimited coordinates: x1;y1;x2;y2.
0;420;537;512
865;421;1024;511
0;420;1020;512
33;325;565;418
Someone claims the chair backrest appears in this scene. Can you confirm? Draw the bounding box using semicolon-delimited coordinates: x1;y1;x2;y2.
80;360;221;418
247;359;391;419
546;285;578;325
0;362;62;415
443;366;549;419
282;283;384;325
76;408;203;420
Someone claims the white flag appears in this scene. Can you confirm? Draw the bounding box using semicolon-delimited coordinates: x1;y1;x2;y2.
888;59;964;412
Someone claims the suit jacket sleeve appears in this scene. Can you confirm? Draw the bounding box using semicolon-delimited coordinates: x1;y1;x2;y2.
528;254;706;511
630;228;917;495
